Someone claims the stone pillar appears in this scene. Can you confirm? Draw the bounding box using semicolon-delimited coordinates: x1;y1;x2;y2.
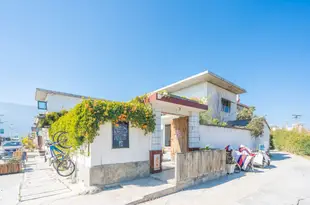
188;111;200;151
149;108;162;173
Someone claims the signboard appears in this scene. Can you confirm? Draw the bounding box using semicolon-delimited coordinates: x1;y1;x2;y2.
154;154;161;171
0;129;4;134
112;122;129;148
258;144;265;151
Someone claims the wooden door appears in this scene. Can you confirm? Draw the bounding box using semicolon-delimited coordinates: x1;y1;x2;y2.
171;117;188;161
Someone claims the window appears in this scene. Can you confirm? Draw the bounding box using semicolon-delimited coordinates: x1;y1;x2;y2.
112;122;129;149
221;98;231;113
38;101;47;110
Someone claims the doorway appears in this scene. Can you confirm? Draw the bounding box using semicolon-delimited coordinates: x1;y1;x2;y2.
170;116;188;161
165;125;171;147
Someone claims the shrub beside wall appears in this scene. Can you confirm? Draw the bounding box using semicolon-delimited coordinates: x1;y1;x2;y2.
272;129;310;156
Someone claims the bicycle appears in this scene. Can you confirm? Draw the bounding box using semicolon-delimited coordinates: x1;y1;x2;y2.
45;131;76;177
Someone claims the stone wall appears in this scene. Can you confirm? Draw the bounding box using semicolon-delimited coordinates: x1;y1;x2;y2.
89;161;150;186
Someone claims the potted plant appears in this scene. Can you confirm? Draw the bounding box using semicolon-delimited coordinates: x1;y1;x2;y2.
226;151;236;174
157;90;169;99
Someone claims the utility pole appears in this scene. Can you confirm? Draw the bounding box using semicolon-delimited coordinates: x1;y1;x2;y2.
292;114;302;124
292;114;302;132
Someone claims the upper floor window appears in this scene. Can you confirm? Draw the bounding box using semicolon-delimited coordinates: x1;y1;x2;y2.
37;101;47;110
221;98;231;113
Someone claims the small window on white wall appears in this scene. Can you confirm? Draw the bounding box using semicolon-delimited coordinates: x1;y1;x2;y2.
221;98;231;113
37;101;47;110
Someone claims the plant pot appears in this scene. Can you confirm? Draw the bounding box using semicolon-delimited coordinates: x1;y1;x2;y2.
226;164;235;174
157;93;163;99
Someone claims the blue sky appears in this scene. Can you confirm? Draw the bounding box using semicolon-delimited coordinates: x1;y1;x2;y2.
0;0;309;127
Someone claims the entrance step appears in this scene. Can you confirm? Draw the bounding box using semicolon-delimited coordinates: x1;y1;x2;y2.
162;160;175;171
163;152;171;162
151;169;176;185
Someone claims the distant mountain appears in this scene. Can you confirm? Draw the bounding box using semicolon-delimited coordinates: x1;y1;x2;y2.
0;102;38;137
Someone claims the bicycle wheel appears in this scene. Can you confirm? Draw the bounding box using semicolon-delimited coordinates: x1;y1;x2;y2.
56;132;71;149
56;159;75;177
52;159;60;170
52;131;65;142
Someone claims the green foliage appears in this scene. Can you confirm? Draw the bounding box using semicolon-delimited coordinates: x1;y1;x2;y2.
158;91;207;105
226;151;235;164
38;110;68;128
22;137;36;150
199;111;227;127
236;106;265;138
246;117;265;137
199;111;212;125
269;133;275;150
272;129;310;156
200;145;211;150
8;157;21;164
49;98;156;150
237;106;255;120
158;90;169;97
130;94;149;104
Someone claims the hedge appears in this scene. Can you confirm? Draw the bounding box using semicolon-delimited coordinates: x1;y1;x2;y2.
272;129;310;156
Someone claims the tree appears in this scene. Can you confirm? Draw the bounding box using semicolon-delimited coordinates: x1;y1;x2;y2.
237;106;255;120
246;117;265;137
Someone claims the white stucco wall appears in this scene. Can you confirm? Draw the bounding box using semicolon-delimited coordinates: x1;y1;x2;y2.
90;123;151;167
255;122;271;151
46;94;83;112
206;82;237;122
171;82;238;122
199;125;256;150
172;82;208;98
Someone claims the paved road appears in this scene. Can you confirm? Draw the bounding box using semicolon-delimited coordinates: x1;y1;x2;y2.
0;172;23;205
143;152;310;205
2;152;310;205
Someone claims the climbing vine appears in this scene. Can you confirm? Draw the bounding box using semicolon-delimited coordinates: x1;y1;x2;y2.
49;98;155;149
38;110;68;128
158;90;208;104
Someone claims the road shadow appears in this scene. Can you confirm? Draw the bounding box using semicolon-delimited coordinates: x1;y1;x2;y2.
271;152;291;161
266;164;277;169
23;167;34;172
188;172;246;191
251;164;277;174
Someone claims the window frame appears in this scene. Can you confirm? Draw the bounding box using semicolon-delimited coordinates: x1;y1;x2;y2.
221;98;231;113
37;101;48;110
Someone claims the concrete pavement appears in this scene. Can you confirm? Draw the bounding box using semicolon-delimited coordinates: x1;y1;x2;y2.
0;172;23;205
2;151;310;205
16;153;175;205
142;152;310;205
18;154;76;205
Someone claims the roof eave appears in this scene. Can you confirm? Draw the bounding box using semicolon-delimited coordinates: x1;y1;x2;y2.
152;70;246;95
35;88;106;102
